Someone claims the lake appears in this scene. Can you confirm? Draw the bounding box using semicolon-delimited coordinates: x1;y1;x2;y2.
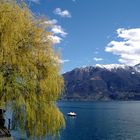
58;101;140;140
12;101;140;140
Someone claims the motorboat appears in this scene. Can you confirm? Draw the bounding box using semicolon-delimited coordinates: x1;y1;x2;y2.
67;112;77;117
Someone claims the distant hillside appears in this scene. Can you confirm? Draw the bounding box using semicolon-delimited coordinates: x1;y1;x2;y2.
62;64;140;101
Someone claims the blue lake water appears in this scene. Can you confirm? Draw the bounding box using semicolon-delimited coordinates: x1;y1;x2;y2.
12;101;140;140
58;101;140;140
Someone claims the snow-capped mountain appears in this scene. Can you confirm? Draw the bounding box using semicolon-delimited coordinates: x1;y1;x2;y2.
95;64;132;71
134;63;140;73
62;63;140;101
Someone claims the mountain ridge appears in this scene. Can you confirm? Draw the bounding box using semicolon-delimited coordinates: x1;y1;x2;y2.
62;63;140;101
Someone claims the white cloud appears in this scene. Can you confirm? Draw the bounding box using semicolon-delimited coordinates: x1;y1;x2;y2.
45;19;67;44
105;28;140;66
59;59;70;64
48;35;62;44
44;19;58;25
93;57;103;61
54;8;71;18
51;25;67;37
44;19;67;37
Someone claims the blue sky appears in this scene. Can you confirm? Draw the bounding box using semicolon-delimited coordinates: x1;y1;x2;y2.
28;0;140;73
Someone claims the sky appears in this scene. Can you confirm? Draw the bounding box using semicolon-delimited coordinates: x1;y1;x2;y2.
28;0;140;73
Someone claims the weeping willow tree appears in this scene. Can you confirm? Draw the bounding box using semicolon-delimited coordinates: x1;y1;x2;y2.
0;0;65;139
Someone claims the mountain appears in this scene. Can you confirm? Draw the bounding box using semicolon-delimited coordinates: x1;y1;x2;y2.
62;64;140;101
134;63;140;72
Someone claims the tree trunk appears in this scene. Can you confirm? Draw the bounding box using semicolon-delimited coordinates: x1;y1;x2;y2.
0;109;5;128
